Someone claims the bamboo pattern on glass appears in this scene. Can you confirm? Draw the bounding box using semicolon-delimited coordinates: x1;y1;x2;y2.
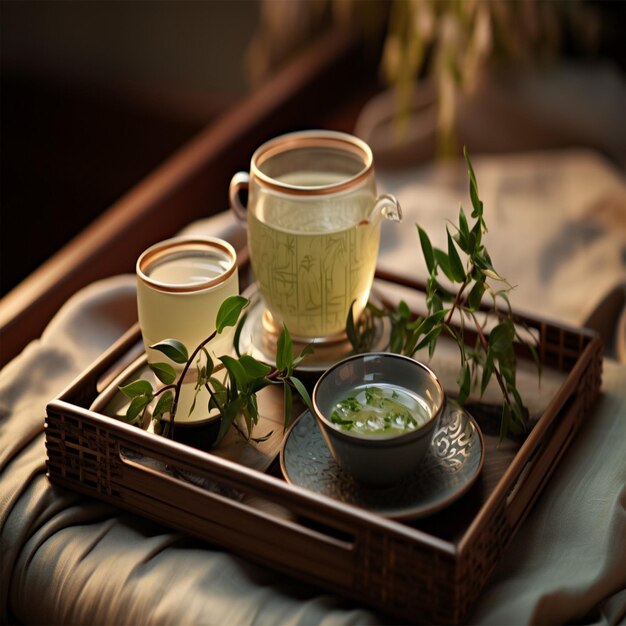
249;210;379;337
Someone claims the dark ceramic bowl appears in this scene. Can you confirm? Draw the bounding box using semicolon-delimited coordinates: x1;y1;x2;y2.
312;352;445;486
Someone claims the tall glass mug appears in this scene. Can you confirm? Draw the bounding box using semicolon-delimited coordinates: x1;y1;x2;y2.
136;237;238;417
229;130;402;340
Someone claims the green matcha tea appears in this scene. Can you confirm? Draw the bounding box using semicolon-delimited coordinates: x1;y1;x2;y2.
330;384;431;437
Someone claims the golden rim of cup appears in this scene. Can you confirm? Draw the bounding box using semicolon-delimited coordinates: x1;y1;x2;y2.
251;130;373;196
137;237;237;294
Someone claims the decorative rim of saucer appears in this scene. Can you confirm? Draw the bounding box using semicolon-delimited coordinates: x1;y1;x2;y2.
280;405;485;521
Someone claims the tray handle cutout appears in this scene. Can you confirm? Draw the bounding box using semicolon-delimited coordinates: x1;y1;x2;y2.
118;448;359;589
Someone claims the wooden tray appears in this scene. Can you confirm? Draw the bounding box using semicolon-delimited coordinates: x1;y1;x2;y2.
45;272;603;624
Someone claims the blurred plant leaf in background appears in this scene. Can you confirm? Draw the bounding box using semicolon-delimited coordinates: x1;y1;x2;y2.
247;0;602;157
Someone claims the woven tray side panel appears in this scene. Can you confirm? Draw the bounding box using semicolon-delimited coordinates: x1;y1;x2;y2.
456;504;511;619
46;409;122;498
355;531;460;624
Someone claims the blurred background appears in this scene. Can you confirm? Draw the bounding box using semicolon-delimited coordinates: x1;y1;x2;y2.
1;1;258;295
1;0;624;297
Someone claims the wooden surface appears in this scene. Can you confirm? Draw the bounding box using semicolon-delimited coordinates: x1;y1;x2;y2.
0;27;378;368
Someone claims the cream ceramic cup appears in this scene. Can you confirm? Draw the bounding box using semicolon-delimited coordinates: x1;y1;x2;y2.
136;237;238;419
229;130;402;341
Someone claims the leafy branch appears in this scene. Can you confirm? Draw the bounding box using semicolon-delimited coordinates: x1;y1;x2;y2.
119;296;313;445
348;147;541;440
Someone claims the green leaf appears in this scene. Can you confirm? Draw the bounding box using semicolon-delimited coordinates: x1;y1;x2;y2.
469;181;483;220
398;300;410;319
233;311;248;358
389;318;405;353
249;375;272;395
500;403;512;441
149;362;177;385
188;390;198;417
195;366;207;391
413;325;442;352
208;375;227;395
248;393;259;426
411;309;446;339
366;302;385;317
508;388;527;435
242;396;257;435
431;248;453;282
470;218;482;250
289;375;313;413
219;354;248;392
482;267;504;281
208;376;228;411
467;281;485;311
425;275;453;309
458;205;469;239
500;361;516;388
250;430;274;443
292;344;314;368
463;146;484;220
488;320;515;357
455;206;473;254
403;325;422;356
216;295;249;333
126;395;151;423
495;290;513;315
480;352;494;397
216;395;243;443
239;354;272;379
457;363;471;404
418;226;435;274
150;339;188;364
345;301;357;349
447;229;466;282
510;387;526;421
429;292;443;314
283;382;293;428
474;252;504;281
153;390;174;419
119;379;153;399
201;348;214;376
276;325;293;373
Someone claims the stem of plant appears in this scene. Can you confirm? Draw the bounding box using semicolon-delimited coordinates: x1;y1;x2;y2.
445;277;470;325
169;329;218;432
153;384;176;397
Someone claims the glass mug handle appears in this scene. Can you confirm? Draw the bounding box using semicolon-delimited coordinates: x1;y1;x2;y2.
229;172;250;223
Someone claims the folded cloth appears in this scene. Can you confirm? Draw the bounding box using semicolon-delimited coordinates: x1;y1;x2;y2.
470;360;626;625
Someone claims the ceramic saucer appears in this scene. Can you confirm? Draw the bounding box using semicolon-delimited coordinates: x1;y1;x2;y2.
236;284;390;374
280;403;484;520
